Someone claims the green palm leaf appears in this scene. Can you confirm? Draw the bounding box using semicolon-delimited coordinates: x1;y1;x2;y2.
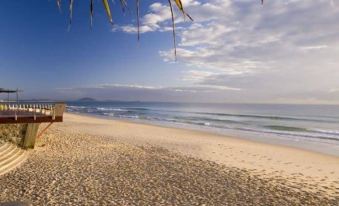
168;0;177;60
102;0;113;25
90;0;94;28
173;0;193;21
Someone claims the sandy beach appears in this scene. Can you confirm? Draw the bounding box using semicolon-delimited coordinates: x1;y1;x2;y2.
0;113;338;205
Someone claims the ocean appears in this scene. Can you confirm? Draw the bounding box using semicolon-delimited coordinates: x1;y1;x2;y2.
66;101;339;156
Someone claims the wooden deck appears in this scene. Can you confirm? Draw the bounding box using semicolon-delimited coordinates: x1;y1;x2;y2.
0;111;63;124
0;102;65;124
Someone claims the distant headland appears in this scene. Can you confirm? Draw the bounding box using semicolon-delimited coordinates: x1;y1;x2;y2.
77;97;96;102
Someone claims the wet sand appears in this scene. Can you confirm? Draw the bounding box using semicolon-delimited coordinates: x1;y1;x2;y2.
0;113;338;205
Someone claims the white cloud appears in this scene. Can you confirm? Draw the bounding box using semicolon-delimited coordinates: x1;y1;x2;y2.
300;45;328;50
118;0;339;103
119;2;172;34
98;84;159;90
56;83;242;102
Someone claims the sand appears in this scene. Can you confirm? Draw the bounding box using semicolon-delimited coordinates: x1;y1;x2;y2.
0;113;338;205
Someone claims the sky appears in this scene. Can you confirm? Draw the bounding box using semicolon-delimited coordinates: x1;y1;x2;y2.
1;0;339;104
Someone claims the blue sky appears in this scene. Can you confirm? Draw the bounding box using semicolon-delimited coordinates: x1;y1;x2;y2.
1;0;339;104
0;0;185;96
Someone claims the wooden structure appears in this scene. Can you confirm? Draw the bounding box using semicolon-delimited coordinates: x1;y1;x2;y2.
0;90;65;176
0;102;65;124
0;88;22;103
0;102;66;149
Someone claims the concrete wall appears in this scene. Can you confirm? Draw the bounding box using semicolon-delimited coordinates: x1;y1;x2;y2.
0;124;27;146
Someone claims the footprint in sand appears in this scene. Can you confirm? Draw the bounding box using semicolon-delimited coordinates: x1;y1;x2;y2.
322;186;329;190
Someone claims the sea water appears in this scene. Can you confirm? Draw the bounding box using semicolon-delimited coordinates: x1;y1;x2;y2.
67;101;339;156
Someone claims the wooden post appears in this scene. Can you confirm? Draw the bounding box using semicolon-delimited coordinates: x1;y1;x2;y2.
53;103;66;121
23;123;40;149
54;103;66;117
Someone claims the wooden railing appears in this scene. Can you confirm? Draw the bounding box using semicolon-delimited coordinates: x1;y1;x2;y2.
0;102;66;124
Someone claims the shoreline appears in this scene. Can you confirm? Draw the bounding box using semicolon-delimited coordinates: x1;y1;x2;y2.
62;113;339;194
68;111;339;157
1;112;338;204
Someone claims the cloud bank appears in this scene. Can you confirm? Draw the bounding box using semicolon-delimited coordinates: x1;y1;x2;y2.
56;83;241;102
116;0;339;104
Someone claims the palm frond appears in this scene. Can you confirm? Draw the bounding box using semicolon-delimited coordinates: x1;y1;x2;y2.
69;0;74;29
174;0;193;21
56;0;62;12
53;1;264;60
119;0;128;12
102;0;113;25
168;0;177;60
90;0;94;28
136;0;140;41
